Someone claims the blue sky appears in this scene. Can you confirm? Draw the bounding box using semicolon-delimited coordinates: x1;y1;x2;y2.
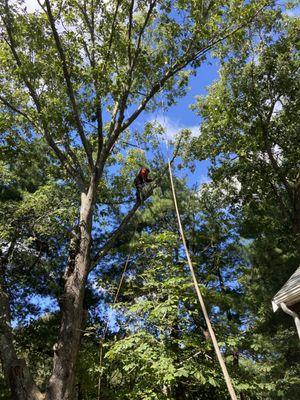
163;57;219;128
135;55;220;189
147;56;220;187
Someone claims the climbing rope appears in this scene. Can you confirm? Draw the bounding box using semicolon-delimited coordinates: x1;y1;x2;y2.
167;157;238;400
159;85;236;397
96;96;237;399
97;252;131;400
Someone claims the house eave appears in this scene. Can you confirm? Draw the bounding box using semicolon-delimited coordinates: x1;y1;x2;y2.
272;285;300;312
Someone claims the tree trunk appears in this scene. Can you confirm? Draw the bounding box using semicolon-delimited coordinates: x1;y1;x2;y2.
293;192;300;235
292;176;300;254
0;247;44;400
45;183;95;400
293;201;300;247
174;383;186;400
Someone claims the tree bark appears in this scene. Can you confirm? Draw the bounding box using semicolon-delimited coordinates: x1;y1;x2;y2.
292;183;300;257
45;181;95;400
292;174;300;239
293;205;300;236
0;244;44;400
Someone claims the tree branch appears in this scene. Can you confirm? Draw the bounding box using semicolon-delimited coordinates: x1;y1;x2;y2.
1;3;85;189
91;137;182;269
259;103;293;201
62;136;86;183
0;94;85;185
132;0;157;69
269;179;293;222
75;0;104;168
119;0;270;136
99;0;122;81
0;95;38;128
44;0;94;171
128;0;135;67
104;0;265;160
91;201;140;268
104;0;158;157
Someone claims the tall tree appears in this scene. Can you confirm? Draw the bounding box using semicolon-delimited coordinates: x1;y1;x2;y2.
192;12;300;245
191;12;300;399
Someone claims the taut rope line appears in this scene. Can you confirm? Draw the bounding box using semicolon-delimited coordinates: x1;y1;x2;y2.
97;252;131;400
167;158;238;400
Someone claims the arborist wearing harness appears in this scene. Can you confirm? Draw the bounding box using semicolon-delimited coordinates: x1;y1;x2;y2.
134;167;153;203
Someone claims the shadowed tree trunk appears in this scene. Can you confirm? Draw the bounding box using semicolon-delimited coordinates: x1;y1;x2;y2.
0;243;44;400
292;173;300;245
46;182;95;400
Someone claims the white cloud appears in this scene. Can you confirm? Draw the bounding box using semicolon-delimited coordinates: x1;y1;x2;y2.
273;100;283;113
217;176;242;198
91;281;107;296
256;144;283;166
149;115;200;140
24;0;42;13
231;176;242;193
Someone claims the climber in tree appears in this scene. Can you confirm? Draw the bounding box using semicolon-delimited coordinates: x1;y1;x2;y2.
134;167;153;203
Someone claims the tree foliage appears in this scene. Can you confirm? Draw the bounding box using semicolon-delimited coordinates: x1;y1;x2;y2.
1;1;299;400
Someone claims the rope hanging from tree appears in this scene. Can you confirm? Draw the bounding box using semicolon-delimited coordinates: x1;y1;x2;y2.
167;155;238;400
97;252;132;400
159;86;237;398
96;100;237;399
